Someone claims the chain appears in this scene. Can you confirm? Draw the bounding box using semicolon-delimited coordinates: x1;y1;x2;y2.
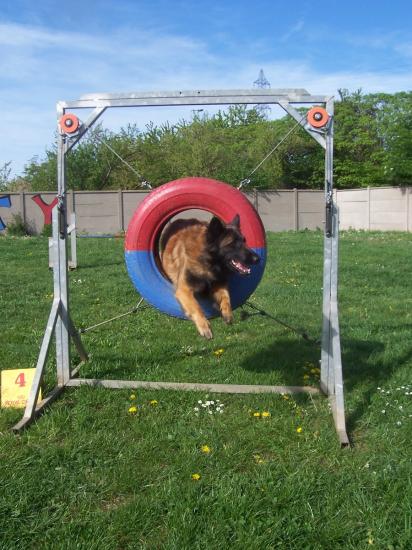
238;114;307;190
94;131;152;190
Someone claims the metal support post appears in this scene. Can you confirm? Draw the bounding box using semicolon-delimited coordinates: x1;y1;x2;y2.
55;131;71;386
320;101;349;446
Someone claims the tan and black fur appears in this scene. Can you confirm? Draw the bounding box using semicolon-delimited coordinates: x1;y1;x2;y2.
160;215;259;339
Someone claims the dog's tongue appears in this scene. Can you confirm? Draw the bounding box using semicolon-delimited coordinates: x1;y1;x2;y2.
231;259;251;275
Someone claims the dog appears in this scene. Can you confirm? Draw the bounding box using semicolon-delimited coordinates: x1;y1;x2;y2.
160;214;260;339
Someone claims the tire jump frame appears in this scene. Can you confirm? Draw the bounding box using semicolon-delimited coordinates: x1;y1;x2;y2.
13;89;349;447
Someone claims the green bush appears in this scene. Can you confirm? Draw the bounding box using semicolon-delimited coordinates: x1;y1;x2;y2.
6;213;29;236
40;223;52;237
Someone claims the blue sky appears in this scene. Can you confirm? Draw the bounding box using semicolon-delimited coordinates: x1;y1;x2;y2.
1;0;411;177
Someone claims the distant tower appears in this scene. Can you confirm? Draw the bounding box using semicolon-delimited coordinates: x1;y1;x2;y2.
253;69;271;117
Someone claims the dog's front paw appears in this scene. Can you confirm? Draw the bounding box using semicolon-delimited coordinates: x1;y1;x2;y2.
197;319;213;340
222;312;233;325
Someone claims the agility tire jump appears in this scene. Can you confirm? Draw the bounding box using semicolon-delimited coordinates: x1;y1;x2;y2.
125;177;266;319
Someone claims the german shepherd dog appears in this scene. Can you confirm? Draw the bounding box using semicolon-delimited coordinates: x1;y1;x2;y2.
160;215;260;339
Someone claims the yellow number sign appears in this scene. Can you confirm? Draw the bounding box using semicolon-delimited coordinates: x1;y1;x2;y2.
1;369;41;408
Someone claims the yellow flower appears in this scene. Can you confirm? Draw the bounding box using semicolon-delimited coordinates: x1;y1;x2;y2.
128;406;137;415
261;411;271;418
213;348;225;357
303;374;310;380
296;426;303;433
200;445;211;454
191;473;201;481
282;394;290;400
130;394;136;400
253;412;261;418
149;399;158;406
253;454;266;464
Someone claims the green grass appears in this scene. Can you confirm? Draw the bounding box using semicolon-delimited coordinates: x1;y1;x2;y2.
0;231;411;549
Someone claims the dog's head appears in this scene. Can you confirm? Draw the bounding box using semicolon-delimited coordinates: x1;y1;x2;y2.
206;214;260;276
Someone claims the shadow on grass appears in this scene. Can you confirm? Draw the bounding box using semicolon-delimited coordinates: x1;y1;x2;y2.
240;333;412;438
342;339;412;434
240;337;319;378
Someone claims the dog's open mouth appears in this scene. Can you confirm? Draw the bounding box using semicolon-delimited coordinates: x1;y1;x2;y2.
230;259;251;275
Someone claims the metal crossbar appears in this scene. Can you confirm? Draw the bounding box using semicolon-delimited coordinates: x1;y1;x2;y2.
12;89;349;447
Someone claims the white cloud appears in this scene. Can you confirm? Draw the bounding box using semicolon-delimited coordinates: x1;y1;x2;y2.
0;19;411;177
280;19;305;42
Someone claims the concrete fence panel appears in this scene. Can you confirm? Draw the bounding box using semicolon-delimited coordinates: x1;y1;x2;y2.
337;187;411;231
0;186;410;235
257;191;296;232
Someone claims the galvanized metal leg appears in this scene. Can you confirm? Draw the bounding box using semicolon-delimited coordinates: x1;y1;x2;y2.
320;206;349;447
12;192;87;433
12;299;62;432
67;314;88;363
55;138;71;387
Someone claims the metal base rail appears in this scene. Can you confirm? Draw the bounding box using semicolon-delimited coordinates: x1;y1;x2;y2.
12;89;349;447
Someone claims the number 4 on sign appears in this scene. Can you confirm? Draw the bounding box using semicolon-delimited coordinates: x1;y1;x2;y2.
1;369;41;408
15;372;26;387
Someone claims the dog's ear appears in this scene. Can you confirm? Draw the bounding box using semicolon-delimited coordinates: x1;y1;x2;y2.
207;216;225;241
229;214;240;228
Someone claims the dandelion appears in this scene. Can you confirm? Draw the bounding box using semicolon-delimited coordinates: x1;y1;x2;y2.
253;412;261;418
253;454;265;464
282;394;290;400
191;473;201;481
261;411;271;418
213;348;224;358
296;426;303;434
130;394;136;400
200;445;211;454
150;400;158;406
128;406;138;415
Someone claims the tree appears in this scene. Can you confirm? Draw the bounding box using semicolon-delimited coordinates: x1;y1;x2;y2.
0;161;12;191
18;92;412;191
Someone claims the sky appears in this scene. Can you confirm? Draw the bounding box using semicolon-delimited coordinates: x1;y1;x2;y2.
1;0;411;178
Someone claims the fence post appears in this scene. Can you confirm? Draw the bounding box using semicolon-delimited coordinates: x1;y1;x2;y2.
253;188;258;211
20;191;26;227
70;189;75;214
293;188;298;231
118;190;124;232
367;186;371;230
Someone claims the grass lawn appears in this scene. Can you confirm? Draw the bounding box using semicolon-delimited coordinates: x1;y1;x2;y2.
0;231;411;549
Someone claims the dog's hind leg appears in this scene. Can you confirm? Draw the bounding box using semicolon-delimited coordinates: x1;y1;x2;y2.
211;284;233;325
175;283;213;339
